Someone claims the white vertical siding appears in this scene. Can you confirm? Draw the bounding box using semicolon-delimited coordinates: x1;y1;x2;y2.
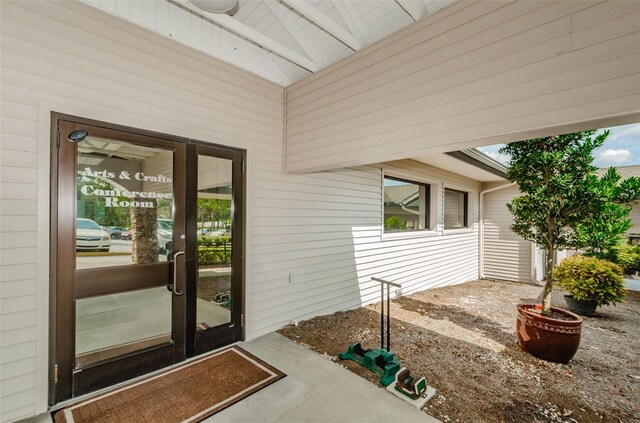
555;249;578;265
482;185;534;283
285;0;640;173
0;2;483;421
535;245;545;283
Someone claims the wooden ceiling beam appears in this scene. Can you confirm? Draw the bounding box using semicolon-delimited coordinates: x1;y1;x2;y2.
395;0;425;21
175;0;318;72
281;0;363;51
264;0;321;64
331;0;366;44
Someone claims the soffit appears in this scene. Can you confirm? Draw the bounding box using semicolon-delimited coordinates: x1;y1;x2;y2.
81;0;454;86
414;153;507;182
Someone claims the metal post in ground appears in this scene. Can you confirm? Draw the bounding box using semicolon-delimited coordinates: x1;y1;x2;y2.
372;277;401;352
380;281;385;350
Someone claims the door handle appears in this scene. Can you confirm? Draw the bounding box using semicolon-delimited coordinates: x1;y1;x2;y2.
172;251;185;296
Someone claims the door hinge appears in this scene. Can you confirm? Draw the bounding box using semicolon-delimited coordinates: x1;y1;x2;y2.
241;161;245;173
241;313;244;326
56;131;61;149
54;364;58;384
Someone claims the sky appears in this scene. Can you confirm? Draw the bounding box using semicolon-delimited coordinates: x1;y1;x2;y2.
477;123;640;168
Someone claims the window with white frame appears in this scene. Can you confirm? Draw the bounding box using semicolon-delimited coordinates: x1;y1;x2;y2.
444;188;468;229
383;176;430;232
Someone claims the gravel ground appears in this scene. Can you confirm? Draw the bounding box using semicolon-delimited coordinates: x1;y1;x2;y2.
279;280;640;423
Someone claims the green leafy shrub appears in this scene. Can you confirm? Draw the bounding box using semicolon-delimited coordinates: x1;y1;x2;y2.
556;255;626;307
384;215;406;231
500;130;640;314
197;236;232;266
611;244;640;273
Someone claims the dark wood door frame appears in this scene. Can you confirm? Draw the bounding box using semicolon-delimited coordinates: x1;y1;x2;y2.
49;113;246;405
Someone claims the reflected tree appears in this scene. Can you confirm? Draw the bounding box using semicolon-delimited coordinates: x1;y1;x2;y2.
197;198;231;228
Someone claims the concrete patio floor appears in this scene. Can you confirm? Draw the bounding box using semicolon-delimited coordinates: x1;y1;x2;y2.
205;333;440;423
25;333;439;423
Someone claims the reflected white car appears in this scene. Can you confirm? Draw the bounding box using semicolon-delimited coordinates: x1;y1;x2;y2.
157;218;173;254
197;228;214;236
210;228;231;237
76;218;111;252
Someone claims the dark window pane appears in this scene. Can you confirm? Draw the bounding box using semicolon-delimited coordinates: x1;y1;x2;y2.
444;188;468;229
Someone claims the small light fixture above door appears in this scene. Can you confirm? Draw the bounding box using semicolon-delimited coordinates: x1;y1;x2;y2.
68;130;89;143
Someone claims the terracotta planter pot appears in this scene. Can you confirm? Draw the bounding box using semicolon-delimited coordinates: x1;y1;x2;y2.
516;304;583;364
563;294;598;317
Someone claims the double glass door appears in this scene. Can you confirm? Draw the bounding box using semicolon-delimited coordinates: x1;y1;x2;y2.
51;116;244;404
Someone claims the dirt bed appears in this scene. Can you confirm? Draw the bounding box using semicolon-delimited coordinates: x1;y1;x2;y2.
279;280;640;423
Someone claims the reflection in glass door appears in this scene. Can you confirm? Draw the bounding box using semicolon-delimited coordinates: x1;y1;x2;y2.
190;145;244;355
52;117;187;403
75;139;175;366
195;156;233;331
75;139;174;270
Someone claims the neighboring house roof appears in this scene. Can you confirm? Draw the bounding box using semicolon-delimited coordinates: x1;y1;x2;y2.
596;164;640;178
384;185;418;205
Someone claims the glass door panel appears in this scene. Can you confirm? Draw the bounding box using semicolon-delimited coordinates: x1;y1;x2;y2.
196;156;233;330
53;118;186;403
73;134;177;368
75;287;172;367
75;138;174;270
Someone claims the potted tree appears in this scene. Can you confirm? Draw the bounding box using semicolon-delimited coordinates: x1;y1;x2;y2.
555;255;626;317
500;130;640;363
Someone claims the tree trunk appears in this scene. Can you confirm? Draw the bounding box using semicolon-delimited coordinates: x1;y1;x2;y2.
131;198;158;264
541;247;554;316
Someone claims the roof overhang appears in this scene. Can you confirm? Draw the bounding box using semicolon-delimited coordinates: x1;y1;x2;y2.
413;149;507;182
445;149;508;179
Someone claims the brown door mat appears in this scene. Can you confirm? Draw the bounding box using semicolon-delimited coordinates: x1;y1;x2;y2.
55;346;285;423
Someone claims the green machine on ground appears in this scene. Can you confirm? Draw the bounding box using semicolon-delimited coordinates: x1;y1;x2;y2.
338;277;430;399
338;277;402;386
338;342;400;386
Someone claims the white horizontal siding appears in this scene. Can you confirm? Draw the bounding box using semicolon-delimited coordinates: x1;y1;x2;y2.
482;185;533;283
0;390;36;423
285;0;640;172
0;1;484;420
0;0;284;420
0;169;39;423
250;161;481;334
81;0;300;86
